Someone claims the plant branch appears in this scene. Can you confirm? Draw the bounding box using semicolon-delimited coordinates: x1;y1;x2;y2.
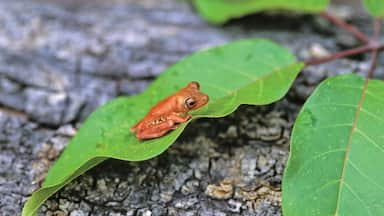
306;13;384;68
367;18;382;79
320;11;370;43
305;45;372;66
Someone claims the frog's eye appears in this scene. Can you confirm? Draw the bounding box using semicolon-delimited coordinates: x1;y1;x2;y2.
184;97;196;109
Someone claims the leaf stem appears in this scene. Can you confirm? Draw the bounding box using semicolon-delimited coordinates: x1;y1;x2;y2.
320;11;370;43
367;18;382;79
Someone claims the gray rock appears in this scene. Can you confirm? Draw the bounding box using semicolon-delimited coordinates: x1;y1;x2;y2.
0;113;54;216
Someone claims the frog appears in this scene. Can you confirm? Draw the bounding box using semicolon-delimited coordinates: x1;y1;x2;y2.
130;81;209;140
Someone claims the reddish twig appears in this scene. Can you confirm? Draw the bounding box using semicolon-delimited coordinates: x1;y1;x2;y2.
305;45;372;66
368;50;379;79
367;18;382;79
304;11;384;74
320;11;370;43
305;15;384;67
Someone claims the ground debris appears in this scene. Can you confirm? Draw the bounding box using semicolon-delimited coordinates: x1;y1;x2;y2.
205;178;234;200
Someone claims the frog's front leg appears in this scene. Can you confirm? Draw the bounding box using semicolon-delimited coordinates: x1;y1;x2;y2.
168;113;191;123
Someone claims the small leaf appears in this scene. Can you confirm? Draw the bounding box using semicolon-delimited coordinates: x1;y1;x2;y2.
23;39;304;215
194;0;329;24
283;74;384;215
363;0;384;17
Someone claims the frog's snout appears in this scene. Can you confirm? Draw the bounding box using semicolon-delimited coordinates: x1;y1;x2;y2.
197;93;209;108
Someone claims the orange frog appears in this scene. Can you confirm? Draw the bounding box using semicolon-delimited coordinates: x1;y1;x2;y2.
130;81;209;140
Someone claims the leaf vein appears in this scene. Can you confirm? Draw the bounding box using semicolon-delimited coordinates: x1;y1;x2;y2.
311;123;353;130
365;90;384;103
355;128;384;153
295;149;346;176
343;182;373;216
348;160;384;192
360;108;384;124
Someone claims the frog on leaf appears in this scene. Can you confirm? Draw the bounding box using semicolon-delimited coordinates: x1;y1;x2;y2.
130;81;209;139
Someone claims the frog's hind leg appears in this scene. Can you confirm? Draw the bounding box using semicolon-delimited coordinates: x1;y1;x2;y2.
130;120;144;132
136;119;178;140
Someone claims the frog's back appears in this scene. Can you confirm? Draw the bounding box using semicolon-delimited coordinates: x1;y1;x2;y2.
130;96;175;132
147;94;177;116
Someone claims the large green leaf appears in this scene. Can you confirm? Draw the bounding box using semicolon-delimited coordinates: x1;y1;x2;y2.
23;39;303;215
283;74;384;215
194;0;329;24
363;0;384;17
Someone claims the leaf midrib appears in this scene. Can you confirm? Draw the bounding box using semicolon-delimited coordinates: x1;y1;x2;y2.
334;78;370;215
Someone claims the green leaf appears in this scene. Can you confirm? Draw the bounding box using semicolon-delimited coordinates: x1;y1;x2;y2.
363;0;384;17
194;0;329;24
23;39;303;216
283;74;384;215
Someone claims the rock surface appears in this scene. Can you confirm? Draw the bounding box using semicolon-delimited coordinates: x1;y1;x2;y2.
0;0;374;215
